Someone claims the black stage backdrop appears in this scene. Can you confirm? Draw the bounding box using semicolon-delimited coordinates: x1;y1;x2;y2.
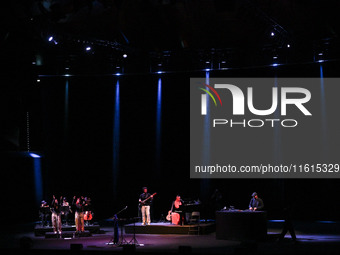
2;61;340;225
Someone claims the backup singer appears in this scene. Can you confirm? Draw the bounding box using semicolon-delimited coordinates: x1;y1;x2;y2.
51;195;62;234
72;196;85;232
249;192;264;211
139;187;153;225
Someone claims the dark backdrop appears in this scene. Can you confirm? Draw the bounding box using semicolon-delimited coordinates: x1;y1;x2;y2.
2;61;340;226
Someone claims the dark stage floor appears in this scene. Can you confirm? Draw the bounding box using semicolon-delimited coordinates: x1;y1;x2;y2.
1;221;340;255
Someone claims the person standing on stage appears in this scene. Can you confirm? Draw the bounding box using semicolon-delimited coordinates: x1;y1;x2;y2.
249;192;264;211
39;200;50;227
139;187;153;225
72;196;85;232
51;195;62;234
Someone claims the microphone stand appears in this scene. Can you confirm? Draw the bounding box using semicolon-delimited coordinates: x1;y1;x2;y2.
108;206;128;246
129;217;140;246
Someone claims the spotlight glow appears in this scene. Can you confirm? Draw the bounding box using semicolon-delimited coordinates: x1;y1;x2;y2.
30;153;41;158
48;36;53;42
86;46;91;51
123;54;128;58
271;32;275;37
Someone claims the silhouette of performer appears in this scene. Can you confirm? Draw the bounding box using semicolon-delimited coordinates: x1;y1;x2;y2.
279;207;297;241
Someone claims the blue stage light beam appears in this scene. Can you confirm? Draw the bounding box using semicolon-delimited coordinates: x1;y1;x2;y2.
155;78;162;176
156;78;162;156
201;71;211;200
113;79;120;199
30;153;43;205
273;76;282;163
320;64;329;160
64;80;69;141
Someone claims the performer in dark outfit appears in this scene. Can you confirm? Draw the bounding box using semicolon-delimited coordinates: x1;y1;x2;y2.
249;192;264;211
39;200;50;227
279;206;297;242
170;195;184;225
51;195;62;234
72;196;85;232
139;187;153;225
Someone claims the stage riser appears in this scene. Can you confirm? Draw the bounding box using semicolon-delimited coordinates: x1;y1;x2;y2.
44;231;91;238
34;225;100;236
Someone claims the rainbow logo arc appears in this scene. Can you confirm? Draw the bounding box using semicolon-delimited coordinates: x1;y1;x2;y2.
199;84;223;107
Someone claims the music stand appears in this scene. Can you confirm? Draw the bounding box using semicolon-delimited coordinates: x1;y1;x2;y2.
117;218;129;246
39;207;51;227
129;217;140;246
61;206;70;226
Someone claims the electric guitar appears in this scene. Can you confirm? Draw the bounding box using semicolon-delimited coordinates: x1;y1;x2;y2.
139;193;157;205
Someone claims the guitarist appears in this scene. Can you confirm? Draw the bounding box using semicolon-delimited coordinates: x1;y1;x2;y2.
139;187;154;225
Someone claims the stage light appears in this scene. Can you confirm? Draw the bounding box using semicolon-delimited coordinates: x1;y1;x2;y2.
157;71;163;74
36;79;41;83
271;63;279;67
123;54;128;58
113;79;120;199
115;73;121;76
85;46;91;51
48;36;53;42
29;153;41;158
271;32;275;37
287;44;291;48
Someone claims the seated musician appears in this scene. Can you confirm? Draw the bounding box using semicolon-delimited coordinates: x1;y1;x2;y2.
171;195;184;225
61;197;71;226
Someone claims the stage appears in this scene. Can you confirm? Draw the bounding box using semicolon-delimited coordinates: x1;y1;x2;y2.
2;220;340;255
124;222;215;235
